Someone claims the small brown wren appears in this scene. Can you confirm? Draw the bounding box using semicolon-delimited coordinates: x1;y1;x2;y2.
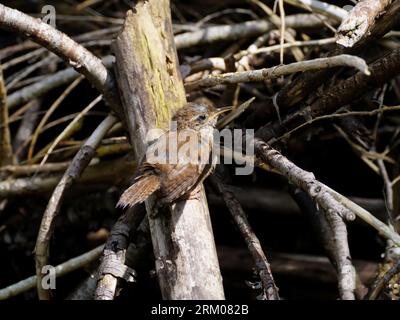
117;102;231;209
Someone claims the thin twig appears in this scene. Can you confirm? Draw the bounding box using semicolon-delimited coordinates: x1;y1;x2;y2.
39;95;103;166
12;100;40;161
242;37;336;56
7;56;115;110
35;114;117;300
5;54;56;90
174;14;334;49
324;185;400;247
256;49;400;144
210;175;280;300
247;137;400;247
0;245;104;300
0;64;13;166
0;4;121;113
1;162;72;176
226;141;400;247
284;0;348;21
217;98;255;129
27;76;84;161
0;40;38;60
275;105;400;142
246;0;304;61
2;47;46;70
0;157;135;198
185;54;370;91
278;0;286;64
7;67;79;110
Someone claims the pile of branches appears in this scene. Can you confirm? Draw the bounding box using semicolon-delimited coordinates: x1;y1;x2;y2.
0;0;399;300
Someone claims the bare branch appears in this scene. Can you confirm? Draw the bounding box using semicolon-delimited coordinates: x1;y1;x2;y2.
323;185;400;247
175;14;334;49
1;162;71;176
7;67;78;110
337;0;393;47
250;138;400;247
325;208;356;299
95;205;146;300
284;0;348;21
0;245;103;300
247;0;400;126
28;76;84;161
254;138;357;298
6;55;115;110
210;176;279;300
0;157;135;198
256;49;400;143
290;188;367;299
185;55;369;91
35;114;117;299
0;4;121;114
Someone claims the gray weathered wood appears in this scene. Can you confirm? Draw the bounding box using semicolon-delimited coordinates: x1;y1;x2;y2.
112;0;224;300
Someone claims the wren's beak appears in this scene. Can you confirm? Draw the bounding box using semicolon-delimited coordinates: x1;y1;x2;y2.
210;106;232;119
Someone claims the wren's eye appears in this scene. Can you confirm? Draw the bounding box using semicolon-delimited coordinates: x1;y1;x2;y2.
197;114;207;122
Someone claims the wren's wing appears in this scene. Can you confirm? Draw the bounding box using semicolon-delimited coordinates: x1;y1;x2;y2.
154;128;216;205
156;163;207;205
116;173;160;209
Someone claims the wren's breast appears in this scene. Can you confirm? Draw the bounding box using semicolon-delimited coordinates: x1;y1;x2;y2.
151;127;217;205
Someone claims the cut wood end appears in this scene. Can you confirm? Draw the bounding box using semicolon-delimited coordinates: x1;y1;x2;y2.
336;36;354;48
336;18;369;48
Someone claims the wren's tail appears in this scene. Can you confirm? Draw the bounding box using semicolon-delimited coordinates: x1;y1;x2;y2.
117;175;161;209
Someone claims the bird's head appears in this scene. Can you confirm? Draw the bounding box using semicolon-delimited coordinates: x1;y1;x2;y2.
171;103;231;130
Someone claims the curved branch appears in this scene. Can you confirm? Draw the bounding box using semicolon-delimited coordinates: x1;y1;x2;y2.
0;4;121;114
254;138;357;299
35;114;118;300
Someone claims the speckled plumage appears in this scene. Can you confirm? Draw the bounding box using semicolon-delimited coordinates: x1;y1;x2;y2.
117;102;229;209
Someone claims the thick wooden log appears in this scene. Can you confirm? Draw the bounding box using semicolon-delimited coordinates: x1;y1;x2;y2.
112;0;224;299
